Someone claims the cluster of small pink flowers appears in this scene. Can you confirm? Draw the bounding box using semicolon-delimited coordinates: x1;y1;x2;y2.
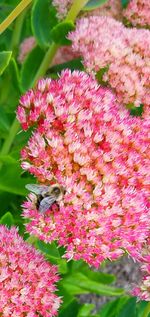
0;225;61;317
69;16;150;108
17;70;150;268
52;0;122;21
132;240;150;301
52;0;72;20
123;0;150;28
18;37;36;63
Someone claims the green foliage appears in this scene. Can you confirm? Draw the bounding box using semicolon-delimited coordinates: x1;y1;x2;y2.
130;104;144;117
51;21;75;45
60;272;124;296
77;303;95;317
0;211;15;227
121;0;130;8
96;66;109;86
0;51;12;75
82;0;108;11
20;45;45;91
31;0;58;48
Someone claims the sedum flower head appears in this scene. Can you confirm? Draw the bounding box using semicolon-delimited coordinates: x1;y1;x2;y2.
69;16;150;108
123;0;150;28
0;225;61;317
17;70;150;267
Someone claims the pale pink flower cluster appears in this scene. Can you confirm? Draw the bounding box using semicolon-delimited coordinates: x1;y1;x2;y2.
17;70;150;268
69;16;150;108
52;0;72;20
123;0;150;28
18;37;36;63
133;241;150;300
52;0;122;21
0;225;61;317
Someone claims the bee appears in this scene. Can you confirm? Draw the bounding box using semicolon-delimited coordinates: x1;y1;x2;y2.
25;183;65;213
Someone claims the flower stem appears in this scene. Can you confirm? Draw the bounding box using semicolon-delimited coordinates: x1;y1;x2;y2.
0;119;20;156
26;235;37;245
11;9;27;53
66;0;89;21
33;43;59;86
141;303;150;317
0;0;32;35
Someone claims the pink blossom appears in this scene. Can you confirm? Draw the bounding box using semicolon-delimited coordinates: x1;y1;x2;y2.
0;225;61;317
69;16;150;108
18;37;36;63
123;0;150;28
17;70;150;267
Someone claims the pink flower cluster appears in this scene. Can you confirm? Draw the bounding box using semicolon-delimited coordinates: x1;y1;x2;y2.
133;240;150;300
18;37;36;63
17;70;150;268
123;0;150;28
69;16;150;108
0;225;61;317
52;0;122;21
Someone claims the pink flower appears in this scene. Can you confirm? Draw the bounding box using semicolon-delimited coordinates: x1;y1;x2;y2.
69;16;150;108
123;0;150;28
18;37;36;63
17;70;150;268
0;225;61;317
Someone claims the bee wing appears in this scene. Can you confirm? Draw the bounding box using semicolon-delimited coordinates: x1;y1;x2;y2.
25;184;49;195
39;196;56;213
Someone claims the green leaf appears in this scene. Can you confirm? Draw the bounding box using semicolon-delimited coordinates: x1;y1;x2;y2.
20;46;45;92
59;299;80;317
130;104;143;117
80;266;116;285
77;304;95;317
49;57;84;73
36;240;60;260
31;0;58;48
117;297;137;317
0;51;12;75
51;21;75;45
62;272;124;296
83;0;108;11
96;66;109;85
0;211;14;227
0;154;17;164
136;301;149;317
121;0;130;8
9;58;20;93
98;297;130;317
0;107;10;136
0;162;33;196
